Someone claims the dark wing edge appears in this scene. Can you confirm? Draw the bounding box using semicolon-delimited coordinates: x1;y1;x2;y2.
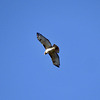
49;52;60;67
37;33;52;49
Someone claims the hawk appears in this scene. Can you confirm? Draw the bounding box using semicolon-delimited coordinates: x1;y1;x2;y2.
37;33;60;67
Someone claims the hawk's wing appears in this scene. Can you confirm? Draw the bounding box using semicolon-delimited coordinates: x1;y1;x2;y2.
37;33;52;49
49;52;60;67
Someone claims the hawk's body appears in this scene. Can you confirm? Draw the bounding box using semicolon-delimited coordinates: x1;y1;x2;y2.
44;47;55;54
37;33;60;67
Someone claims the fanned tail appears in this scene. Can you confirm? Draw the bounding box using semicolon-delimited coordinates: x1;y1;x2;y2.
53;44;59;53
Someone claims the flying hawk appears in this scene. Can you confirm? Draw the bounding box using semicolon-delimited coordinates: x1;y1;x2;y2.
37;33;60;67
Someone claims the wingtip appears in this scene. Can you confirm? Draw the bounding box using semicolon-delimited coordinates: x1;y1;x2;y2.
37;32;39;35
37;32;40;38
55;65;60;68
37;32;43;37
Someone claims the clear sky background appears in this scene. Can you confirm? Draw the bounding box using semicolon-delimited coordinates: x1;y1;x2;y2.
0;0;100;100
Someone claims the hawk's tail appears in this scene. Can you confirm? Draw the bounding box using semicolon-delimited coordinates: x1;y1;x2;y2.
53;44;59;53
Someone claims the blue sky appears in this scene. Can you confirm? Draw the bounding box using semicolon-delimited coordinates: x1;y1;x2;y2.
0;0;100;100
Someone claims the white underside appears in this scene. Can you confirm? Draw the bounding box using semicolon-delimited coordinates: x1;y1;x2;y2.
45;47;55;54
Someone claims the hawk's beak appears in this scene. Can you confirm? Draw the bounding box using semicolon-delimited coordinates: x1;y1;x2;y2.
44;52;47;55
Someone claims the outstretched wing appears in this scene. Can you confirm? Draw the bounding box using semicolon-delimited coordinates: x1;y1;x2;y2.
37;33;52;49
49;52;60;67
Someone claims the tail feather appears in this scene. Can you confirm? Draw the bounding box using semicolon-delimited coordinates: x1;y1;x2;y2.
53;44;59;53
